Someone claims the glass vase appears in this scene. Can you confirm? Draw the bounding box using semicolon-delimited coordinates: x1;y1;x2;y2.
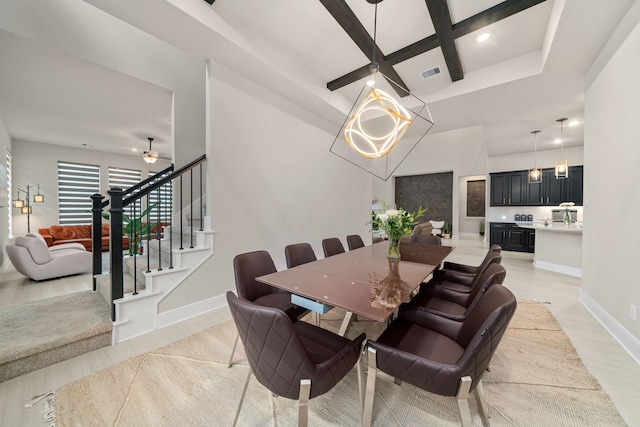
563;210;571;225
387;236;401;260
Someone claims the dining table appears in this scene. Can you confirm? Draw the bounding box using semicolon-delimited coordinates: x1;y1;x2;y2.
257;241;453;335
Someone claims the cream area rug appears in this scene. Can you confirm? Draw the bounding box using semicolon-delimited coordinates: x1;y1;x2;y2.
48;300;626;426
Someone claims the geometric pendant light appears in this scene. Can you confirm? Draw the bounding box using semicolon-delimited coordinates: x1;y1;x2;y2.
528;130;542;184
329;0;434;181
555;118;568;179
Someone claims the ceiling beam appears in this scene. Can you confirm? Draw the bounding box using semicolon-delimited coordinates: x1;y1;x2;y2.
452;0;547;38
424;0;463;82
326;0;547;92
319;0;410;97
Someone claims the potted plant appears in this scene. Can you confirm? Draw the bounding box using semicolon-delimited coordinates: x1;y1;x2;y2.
479;221;485;236
443;222;451;239
102;203;157;256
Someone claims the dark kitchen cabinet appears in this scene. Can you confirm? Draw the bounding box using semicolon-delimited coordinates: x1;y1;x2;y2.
489;223;507;247
492;166;584;207
543;168;565;205
525;175;544;205
490;173;508;206
567;166;584;206
490;222;534;253
490;171;526;206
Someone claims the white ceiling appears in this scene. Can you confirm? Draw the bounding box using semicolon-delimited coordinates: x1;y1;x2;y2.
0;0;635;160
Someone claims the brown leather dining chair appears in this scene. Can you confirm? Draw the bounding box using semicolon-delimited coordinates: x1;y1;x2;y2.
346;234;365;250
438;244;502;280
285;243;317;268
407;263;507;320
411;234;442;245
430;252;502;290
322;237;346;257
228;250;308;367
227;292;366;427
362;285;517;427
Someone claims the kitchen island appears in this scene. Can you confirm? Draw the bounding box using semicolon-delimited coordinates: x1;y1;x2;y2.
517;222;583;277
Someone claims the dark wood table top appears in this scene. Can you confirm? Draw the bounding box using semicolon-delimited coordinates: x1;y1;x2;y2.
257;241;453;322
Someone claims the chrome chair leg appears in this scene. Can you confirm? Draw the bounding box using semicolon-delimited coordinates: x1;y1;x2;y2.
474;379;490;427
228;334;239;368
456;376;473;427
298;379;311;427
362;347;378;427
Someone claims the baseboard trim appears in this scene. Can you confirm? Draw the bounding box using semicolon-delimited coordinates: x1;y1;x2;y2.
579;289;640;365
157;294;227;329
534;260;582;278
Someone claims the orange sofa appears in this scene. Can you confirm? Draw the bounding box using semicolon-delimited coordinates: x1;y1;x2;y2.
38;225;129;252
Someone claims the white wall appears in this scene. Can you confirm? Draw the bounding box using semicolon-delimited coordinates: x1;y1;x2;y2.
373;126;489;236
582;5;640;349
0;0;206;168
158;63;373;311
488;146;584;173
11;139;170;235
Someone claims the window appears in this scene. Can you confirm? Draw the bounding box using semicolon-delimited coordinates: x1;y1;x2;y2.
57;161;100;225
108;167;142;219
6;150;11;237
149;170;172;223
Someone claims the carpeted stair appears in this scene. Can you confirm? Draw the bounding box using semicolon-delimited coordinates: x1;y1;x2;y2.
0;290;112;383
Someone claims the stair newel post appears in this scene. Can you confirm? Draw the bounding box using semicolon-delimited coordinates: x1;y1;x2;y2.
156;184;162;271
199;162;203;231
190;168;194;248
132;197;138;295
108;187;125;321
169;177;174;269
179;175;184;250
91;193;105;291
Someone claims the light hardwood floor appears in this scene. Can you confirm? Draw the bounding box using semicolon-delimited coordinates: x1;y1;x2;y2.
1;237;639;426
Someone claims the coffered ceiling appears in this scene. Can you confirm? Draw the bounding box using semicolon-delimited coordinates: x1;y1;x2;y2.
0;0;635;160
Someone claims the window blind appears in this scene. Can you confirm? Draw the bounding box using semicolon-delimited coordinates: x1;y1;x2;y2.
57;161;100;225
108;167;142;219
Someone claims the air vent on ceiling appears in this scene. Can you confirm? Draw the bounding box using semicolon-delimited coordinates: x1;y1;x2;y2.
420;66;442;80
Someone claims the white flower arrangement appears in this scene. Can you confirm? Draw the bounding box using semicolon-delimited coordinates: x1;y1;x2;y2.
559;202;575;210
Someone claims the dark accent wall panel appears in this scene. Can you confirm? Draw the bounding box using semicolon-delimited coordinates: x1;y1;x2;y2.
395;172;453;227
466;179;486;217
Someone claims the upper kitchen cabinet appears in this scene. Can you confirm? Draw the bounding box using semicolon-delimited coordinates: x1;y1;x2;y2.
491;166;584;207
567;165;584;206
490;171;526;206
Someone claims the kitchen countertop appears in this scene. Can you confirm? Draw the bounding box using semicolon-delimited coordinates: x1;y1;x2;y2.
515;221;583;233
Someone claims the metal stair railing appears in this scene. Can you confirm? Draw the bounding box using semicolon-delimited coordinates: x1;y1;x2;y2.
92;154;206;321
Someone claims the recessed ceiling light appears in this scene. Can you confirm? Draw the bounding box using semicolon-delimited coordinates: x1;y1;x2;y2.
475;32;491;43
131;148;138;152
553;138;562;144
568;120;581;127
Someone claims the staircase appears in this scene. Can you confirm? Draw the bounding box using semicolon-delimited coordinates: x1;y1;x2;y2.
93;155;213;344
96;223;215;343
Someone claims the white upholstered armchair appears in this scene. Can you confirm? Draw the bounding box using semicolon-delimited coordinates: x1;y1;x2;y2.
6;234;92;281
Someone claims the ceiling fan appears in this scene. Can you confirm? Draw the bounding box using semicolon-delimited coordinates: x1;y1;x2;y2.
143;137;158;164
